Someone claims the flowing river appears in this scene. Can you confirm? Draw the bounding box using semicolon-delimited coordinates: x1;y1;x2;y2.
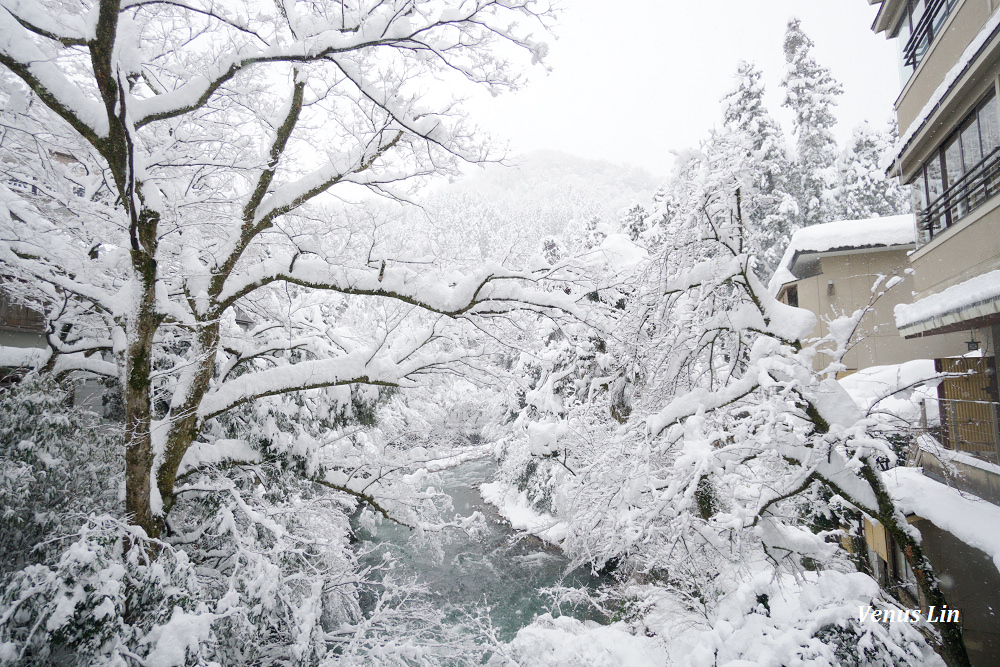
357;457;610;645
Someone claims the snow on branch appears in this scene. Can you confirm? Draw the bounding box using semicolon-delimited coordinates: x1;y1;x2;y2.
0;186;118;311
0;0;90;46
646;372;760;439
219;254;583;320
200;347;452;421
0;10;108;142
250;129;404;225
129;0;551;129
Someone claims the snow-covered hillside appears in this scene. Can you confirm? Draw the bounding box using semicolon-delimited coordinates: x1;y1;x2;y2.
417;150;659;261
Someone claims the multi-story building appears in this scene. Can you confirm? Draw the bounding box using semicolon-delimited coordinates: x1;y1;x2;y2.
867;1;1000;663
870;0;1000;460
0;283;46;383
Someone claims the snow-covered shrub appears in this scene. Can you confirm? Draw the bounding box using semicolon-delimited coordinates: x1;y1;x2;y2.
0;376;122;574
0;516;211;666
630;569;935;666
0;374;484;665
163;456;361;666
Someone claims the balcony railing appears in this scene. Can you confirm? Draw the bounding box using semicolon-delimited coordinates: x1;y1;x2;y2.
902;0;951;68
917;145;1000;243
939;397;1000;463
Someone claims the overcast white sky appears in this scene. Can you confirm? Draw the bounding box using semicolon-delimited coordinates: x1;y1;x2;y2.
467;0;899;179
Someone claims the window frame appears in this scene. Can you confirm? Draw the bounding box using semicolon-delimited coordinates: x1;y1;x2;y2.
892;0;960;77
909;89;1000;243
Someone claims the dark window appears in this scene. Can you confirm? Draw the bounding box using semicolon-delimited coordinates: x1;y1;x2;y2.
961;117;983;170
785;285;799;309
910;90;1000;243
894;0;960;75
982;96;1000;153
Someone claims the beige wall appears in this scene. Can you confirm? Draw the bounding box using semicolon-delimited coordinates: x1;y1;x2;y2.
908;203;1000;300
0;330;45;349
781;248;967;372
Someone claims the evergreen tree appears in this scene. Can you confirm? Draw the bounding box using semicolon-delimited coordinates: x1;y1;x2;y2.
781;18;844;227
622;203;651;242
721;61;799;274
835;120;911;220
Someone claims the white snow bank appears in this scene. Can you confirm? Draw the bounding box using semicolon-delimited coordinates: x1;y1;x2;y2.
0;345;46;369
885;466;1000;572
501;614;668;667
480;481;567;543
895;269;1000;329
768;215;915;293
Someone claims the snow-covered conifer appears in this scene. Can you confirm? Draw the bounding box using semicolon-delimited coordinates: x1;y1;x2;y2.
781;18;844;228
721;61;799;274
835;120;912;220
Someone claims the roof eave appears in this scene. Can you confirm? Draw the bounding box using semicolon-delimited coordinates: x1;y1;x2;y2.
898;297;1000;338
872;0;906;34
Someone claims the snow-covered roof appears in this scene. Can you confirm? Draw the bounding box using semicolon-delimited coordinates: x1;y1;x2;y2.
768;215;916;294
895;269;1000;335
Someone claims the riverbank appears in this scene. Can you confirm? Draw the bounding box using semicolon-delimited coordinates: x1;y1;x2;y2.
355;456;670;665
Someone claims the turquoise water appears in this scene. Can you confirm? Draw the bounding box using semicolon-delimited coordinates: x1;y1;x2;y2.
357;458;609;643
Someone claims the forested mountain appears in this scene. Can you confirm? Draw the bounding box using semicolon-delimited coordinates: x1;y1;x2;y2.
416;150;659;262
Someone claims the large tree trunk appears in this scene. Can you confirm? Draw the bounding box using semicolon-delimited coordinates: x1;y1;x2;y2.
123;206;163;540
123;261;159;538
810;397;972;666
157;323;221;518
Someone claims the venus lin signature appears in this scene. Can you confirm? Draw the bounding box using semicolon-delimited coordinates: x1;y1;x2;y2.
858;605;960;623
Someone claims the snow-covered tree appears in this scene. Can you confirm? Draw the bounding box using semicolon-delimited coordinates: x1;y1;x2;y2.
0;0;575;543
492;167;971;665
417;150;657;263
781;18;843;228
721;61;799;274
835;120;911;220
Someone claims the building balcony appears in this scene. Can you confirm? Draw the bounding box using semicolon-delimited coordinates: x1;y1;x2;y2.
893;1;999;138
0;287;45;335
900;0;957;70
916;144;1000;243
